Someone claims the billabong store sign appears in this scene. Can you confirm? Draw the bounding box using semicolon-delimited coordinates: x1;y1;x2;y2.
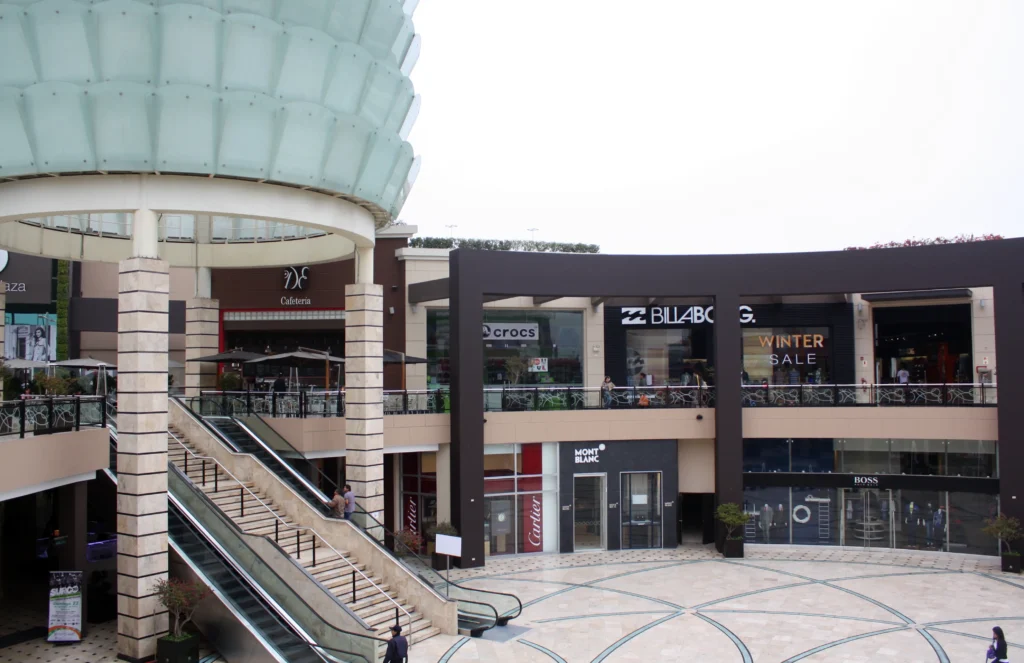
620;305;756;326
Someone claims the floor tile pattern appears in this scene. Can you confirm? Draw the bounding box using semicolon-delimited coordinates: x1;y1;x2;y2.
408;546;1020;662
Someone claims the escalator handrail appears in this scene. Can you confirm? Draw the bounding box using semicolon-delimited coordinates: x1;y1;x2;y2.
228;417;332;508
169;497;380;663
168;430;415;635
241;412;523;622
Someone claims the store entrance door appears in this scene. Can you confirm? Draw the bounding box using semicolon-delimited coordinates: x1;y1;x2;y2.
573;474;606;551
841;489;893;548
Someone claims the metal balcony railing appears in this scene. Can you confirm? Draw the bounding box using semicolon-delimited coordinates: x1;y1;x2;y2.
0;396;107;438
192;382;995;418
741;383;996;407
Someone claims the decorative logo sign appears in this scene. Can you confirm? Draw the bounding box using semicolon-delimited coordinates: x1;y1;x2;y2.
853;476;880;486
574;443;606;464
620;305;756;325
0;250;8;273
283;266;310;291
525;495;543;551
482;322;539;341
758;333;825;367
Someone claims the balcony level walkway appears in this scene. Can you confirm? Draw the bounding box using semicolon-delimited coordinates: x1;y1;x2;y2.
409;547;1012;662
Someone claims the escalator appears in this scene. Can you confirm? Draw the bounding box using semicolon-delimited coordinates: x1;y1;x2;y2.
168;503;326;663
176;397;523;635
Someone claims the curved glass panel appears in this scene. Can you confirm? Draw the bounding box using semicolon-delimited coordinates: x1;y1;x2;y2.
23;82;94;171
155;86;219;172
91;82;155;171
27;2;95;84
158;5;221;89
94;1;158;85
0;6;39;87
275;27;335;103
219;91;278;179
222;14;282;95
272;101;333;184
0;88;36;172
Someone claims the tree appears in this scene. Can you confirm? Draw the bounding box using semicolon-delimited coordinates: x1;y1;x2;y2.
154;578;209;641
715;503;751;540
844;234;1003;251
409;237;600;253
504;356;529;385
983;513;1022;555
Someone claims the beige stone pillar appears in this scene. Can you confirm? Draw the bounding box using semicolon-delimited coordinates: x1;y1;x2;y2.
345;282;385;536
117;213;170;661
185;271;219;397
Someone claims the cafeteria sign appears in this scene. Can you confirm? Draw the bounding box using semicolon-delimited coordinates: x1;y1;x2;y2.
47;571;83;642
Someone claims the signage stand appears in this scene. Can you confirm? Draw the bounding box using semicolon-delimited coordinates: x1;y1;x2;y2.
434;534;463;596
47;571;84;644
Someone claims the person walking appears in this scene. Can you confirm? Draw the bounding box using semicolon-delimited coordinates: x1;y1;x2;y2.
383;624;408;663
987;626;1008;662
343;483;356;521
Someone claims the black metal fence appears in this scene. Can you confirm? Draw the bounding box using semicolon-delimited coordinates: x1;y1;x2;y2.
0;396;107;438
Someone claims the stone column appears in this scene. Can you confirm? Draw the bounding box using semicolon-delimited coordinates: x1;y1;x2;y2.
117;209;170;661
185;268;219;397
345;246;384;535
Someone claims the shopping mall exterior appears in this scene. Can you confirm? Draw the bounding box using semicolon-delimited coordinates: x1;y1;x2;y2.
0;1;1021;659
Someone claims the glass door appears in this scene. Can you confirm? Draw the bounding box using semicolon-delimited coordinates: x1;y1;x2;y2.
621;472;662;549
573;474;606;551
842;488;893;548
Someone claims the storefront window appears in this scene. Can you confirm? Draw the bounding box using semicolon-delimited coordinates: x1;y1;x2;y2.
742;327;831;385
400;453;437;553
625;329;710;387
483;443;558;555
892;490;947;551
620;472;662;549
874;305;973;384
743;487;791;544
947;440;997;478
791;439;836;473
948;492;999;555
840;439;891;474
427;310;583;387
890;439;945;476
791;487;839;545
743;439;790;472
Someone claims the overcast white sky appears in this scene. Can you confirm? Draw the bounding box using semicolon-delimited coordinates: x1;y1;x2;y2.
399;1;1023;254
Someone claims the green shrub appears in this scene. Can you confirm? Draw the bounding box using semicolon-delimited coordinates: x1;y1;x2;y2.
716;503;751;540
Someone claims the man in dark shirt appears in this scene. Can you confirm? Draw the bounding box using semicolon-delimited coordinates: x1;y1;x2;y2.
383;624;408;663
272;374;286;393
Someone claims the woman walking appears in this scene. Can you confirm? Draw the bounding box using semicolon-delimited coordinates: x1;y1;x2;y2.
987;626;1009;662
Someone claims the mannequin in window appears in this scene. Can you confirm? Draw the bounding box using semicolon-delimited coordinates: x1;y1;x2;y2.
760;504;773;543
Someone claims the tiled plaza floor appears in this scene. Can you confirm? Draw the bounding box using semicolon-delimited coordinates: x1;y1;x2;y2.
408;545;1021;662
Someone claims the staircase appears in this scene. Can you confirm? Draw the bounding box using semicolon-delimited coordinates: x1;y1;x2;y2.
167;425;439;647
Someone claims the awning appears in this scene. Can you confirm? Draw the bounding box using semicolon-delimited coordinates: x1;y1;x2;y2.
384;350;427;365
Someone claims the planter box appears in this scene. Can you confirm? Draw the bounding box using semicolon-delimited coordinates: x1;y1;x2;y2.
157;635;199;663
1002;553;1020;574
723;538;744;559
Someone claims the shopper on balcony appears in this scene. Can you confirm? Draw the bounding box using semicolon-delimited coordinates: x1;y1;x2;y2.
897;365;910;385
601;376;615;408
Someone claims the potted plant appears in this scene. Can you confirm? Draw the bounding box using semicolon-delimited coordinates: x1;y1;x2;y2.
427;522;459;571
394;528;425;557
716;502;751;559
154;578;209;663
983;513;1022;573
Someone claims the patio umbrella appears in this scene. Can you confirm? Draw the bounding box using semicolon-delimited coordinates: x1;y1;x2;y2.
383;350;427;390
5;358;50;370
51;358;115;369
188;349;265;363
247;350;345;389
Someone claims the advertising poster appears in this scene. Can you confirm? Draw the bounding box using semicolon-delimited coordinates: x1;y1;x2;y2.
47;571;84;642
527;357;548;373
5;323;57;362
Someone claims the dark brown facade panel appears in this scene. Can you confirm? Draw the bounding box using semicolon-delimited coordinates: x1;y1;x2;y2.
70;298;185;334
446;240;1024;566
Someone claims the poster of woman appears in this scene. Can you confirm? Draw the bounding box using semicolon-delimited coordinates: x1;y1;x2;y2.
4;324;56;362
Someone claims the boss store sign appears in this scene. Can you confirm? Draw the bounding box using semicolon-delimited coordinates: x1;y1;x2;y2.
557;440;678;553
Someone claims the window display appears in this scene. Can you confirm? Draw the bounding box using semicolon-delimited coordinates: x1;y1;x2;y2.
400;453;437;553
624;329;710;387
483;443;558;555
427;310;583;386
620;472;662;549
742;327;831;385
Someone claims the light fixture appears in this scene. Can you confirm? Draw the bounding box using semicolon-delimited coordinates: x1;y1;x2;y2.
856;303;864;314
979;299;986;309
388;306;395;315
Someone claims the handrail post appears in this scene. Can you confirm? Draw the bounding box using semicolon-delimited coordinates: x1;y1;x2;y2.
336;390;343;417
403;389;409;415
352;570;356;604
311;535;316;567
981;382;986;405
272;391;277;417
296;530;300;558
184;452;188;475
214;467;218;492
202;460;207;486
942;382;948;406
19;398;26;439
533;387;539;411
905;383;910;406
833;383;838;406
48;397;54;433
74;397;81;431
275;519;279;543
246;386;252;415
240;487;245;517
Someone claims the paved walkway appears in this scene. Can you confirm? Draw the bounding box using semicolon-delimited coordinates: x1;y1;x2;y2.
410;546;1021;662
